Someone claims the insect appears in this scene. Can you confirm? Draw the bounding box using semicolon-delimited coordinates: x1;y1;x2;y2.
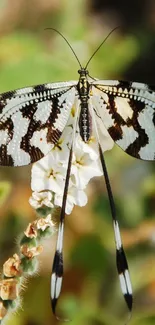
0;28;155;320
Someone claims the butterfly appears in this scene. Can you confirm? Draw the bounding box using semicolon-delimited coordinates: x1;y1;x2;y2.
0;28;155;320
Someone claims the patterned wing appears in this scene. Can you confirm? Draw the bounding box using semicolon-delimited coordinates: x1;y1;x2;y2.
91;80;155;160
0;81;77;166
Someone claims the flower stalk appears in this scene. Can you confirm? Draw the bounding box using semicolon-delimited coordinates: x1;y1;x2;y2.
0;212;56;322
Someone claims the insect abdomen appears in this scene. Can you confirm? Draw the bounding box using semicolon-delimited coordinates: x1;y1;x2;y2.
79;103;92;142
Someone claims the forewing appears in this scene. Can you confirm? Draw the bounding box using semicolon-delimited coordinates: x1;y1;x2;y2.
91;80;155;160
0;81;77;166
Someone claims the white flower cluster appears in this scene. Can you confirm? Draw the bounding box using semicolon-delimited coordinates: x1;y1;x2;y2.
29;112;114;215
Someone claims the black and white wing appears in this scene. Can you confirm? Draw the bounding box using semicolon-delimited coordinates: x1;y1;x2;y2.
91;80;155;160
0;81;77;166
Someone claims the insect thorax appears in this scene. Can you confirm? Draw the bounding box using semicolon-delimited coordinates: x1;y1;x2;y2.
77;69;92;142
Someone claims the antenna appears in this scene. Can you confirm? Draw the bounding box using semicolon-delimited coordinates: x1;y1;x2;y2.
45;28;82;69
45;27;119;70
85;26;119;69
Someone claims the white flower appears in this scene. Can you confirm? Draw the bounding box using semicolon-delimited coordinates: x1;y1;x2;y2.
70;136;103;189
30;110;113;215
54;184;87;215
77;134;99;160
31;152;66;194
29;191;53;209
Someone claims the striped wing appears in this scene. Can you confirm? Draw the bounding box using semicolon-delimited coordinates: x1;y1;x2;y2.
0;81;77;166
91;80;155;160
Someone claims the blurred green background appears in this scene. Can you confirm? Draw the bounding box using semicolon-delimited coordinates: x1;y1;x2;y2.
0;0;155;324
